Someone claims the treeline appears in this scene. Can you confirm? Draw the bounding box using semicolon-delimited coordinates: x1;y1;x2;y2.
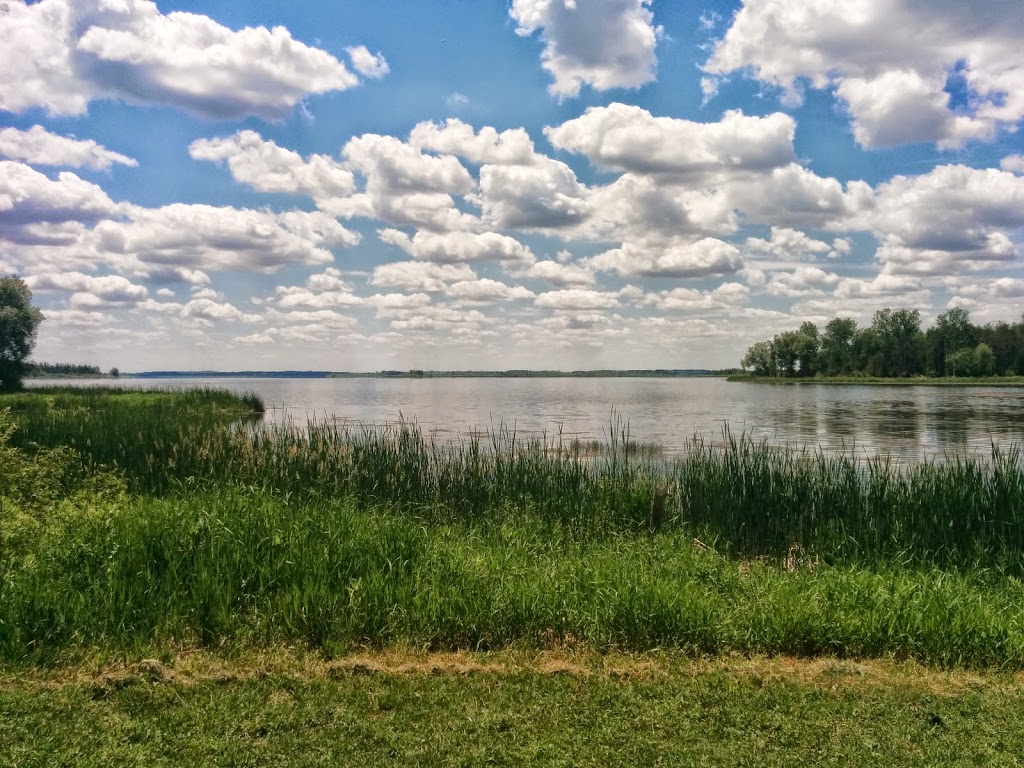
742;307;1024;378
27;362;117;377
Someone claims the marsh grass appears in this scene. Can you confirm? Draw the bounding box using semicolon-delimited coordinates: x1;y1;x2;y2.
4;388;1024;665
4;389;1024;569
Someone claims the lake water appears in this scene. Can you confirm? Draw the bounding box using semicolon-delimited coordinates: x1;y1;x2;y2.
28;376;1024;462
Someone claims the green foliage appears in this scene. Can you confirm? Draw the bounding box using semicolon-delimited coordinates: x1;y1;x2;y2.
744;306;1024;379
26;362;103;377
8;391;1024;571
5;387;1024;667
0;277;44;392
2;486;1024;665
820;317;858;375
741;340;775;376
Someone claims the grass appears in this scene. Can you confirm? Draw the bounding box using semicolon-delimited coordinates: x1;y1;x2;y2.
3;650;1024;767
5;385;1024;762
7;392;1024;569
4;485;1024;666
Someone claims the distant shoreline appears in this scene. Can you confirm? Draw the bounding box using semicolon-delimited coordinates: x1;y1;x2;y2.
100;369;737;380
727;374;1024;387
25;373;115;380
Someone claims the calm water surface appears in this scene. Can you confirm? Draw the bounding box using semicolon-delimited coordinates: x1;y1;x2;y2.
30;376;1024;461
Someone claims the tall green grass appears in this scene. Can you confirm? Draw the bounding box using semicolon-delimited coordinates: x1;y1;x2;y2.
2;486;1023;666
4;388;1024;570
4;390;1024;665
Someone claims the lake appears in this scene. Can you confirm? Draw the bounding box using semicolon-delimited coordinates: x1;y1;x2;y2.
27;376;1024;462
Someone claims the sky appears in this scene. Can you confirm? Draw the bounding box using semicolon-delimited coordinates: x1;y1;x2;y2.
1;0;1023;372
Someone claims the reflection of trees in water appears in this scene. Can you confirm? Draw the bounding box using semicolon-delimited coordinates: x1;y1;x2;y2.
822;403;858;446
929;403;975;454
929;397;1024;455
859;400;923;459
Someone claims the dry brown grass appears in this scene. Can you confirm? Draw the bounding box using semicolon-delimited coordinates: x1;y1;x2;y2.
1;646;1020;698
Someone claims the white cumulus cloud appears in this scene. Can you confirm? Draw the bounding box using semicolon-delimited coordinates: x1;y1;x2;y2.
346;45;389;79
546;104;796;175
703;0;1024;148
584;238;743;279
188;131;355;202
378;228;535;265
510;0;662;98
0;0;363;120
0;125;137;170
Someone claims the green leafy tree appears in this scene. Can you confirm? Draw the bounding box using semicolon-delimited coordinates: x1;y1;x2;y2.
820;317;858;375
0;277;44;392
930;307;977;375
772;331;801;377
946;346;977;377
742;340;776;376
974;342;995;376
871;308;925;377
794;321;820;377
852;326;882;376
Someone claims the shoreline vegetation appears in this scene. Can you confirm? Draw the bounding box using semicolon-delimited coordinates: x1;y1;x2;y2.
742;306;1024;382
4;386;1024;762
24;362;117;379
3;387;1024;665
727;373;1024;386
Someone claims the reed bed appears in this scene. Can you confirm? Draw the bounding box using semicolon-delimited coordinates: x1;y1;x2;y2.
4;388;1024;665
4;389;1024;570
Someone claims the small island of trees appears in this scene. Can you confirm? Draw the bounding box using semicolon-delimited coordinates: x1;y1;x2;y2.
742;307;1024;379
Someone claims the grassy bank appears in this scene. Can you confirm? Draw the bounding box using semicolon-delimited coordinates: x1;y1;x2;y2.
3;386;1024;664
3;650;1022;767
3;487;1024;666
6;394;1024;570
4;386;1024;761
728;374;1024;386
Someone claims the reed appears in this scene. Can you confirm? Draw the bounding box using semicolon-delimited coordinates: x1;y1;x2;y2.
5;391;1024;665
4;389;1024;570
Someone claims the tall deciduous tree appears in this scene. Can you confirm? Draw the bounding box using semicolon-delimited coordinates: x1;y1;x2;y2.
930;306;976;375
871;308;924;377
0;277;44;392
742;340;776;376
820;317;858;375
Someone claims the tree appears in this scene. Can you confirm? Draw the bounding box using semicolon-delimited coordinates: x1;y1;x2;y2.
772;331;801;377
742;340;776;376
871;308;925;377
975;342;995;376
946;346;977;377
932;307;976;375
794;321;820;377
820;317;858;375
109;367;120;378
0;277;44;392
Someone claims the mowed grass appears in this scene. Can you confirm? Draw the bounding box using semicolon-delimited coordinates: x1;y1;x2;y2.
3;651;1023;767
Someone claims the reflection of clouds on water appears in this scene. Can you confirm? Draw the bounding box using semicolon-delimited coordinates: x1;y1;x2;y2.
26;377;1024;463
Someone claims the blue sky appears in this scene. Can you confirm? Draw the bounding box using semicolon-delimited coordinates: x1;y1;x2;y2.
1;0;1023;371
